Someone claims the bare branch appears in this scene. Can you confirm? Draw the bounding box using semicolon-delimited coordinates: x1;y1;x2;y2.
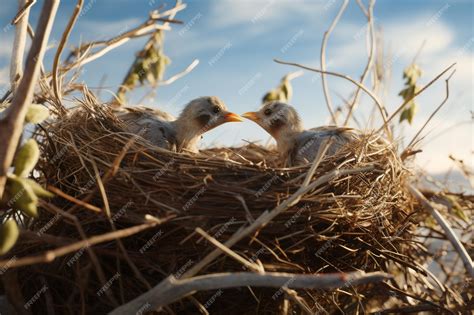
320;0;349;125
109;271;392;314
52;0;84;102
0;0;60;200
375;63;456;134
10;0;32;91
11;0;36;25
343;0;376;126
158;59;199;86
404;70;455;151
274;59;391;136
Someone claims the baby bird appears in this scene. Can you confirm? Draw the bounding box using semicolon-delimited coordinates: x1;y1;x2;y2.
242;101;358;166
116;96;243;153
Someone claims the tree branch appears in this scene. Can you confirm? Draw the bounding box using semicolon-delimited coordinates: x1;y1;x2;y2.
0;0;60;200
109;271;391;314
375;63;456;134
52;0;84;102
404;70;455;151
274;59;391;137
10;0;32;92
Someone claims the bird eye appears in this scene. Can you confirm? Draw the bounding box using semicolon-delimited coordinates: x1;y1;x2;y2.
264;108;272;116
212;106;221;114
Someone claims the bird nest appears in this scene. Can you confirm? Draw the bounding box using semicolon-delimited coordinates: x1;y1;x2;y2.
7;99;456;314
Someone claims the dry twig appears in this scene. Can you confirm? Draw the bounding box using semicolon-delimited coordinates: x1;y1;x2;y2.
320;0;349;125
109;271;392;314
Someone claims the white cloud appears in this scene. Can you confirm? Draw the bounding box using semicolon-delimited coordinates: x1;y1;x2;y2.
208;0;326;29
383;16;454;61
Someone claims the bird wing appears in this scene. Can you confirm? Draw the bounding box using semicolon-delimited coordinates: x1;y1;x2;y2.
120;106;176;121
114;107;177;150
290;128;359;166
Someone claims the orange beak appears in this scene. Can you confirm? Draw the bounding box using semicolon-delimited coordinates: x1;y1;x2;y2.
223;112;244;122
242;111;260;122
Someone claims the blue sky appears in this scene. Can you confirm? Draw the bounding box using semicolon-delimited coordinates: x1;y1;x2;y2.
0;0;473;177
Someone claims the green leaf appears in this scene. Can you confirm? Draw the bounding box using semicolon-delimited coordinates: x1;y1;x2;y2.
280;79;292;102
13;139;40;177
7;176;39;217
24;179;54;198
403;64;422;85
25;104;49;124
400;103;417;124
262;89;283;104
0;220;19;255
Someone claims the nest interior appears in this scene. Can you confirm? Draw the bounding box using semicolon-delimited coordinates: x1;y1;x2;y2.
10;100;426;314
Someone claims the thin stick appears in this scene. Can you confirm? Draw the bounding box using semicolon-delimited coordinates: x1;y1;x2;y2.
0;221;162;269
274;59;391;136
10;0;31;92
52;0;84;102
195;228;262;273
136;59;200;104
0;0;60;200
47;185;102;213
343;0;376;126
43;202;120;306
355;0;369;17
320;0;348;125
375;63;456;134
407;184;474;277
405;70;455;150
159;59;199;86
11;0;36;25
110;271;391;314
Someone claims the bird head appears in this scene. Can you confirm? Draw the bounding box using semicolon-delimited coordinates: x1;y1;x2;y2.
242;101;303;138
179;96;243;134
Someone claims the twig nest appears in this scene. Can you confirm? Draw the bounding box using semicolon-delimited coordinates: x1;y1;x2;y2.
18;103;420;313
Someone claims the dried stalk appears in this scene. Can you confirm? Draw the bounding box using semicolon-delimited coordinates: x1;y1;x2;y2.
0;0;60;200
109;271;391;314
320;0;348;125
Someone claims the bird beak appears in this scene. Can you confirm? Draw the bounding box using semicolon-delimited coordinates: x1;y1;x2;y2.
223;112;244;122
242;111;260;122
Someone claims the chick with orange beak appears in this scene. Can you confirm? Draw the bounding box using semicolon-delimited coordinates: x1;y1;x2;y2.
117;96;242;153
243;101;357;166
